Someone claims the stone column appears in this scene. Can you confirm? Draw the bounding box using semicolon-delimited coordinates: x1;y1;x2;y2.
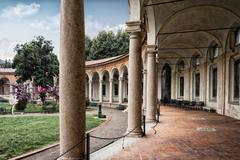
89;80;92;102
119;77;123;104
60;0;85;159
146;45;157;122
109;79;113;103
126;21;143;136
143;69;147;109
99;80;103;103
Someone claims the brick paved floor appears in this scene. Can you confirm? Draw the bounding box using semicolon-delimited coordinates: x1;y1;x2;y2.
110;106;240;160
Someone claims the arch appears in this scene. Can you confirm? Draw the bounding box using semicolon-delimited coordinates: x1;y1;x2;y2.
110;68;120;80
157;5;240;36
161;64;172;103
0;78;10;95
119;65;128;78
145;0;157;45
100;70;110;81
128;0;141;21
225;22;240;53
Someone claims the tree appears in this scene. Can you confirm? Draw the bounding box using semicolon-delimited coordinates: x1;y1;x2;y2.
85;30;129;60
12;36;59;87
85;35;92;60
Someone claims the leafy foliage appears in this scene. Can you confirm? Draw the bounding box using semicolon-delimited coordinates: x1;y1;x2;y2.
12;36;59;87
12;84;31;111
86;30;129;60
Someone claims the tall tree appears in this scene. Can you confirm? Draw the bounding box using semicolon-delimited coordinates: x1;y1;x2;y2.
85;30;129;60
12;36;59;87
85;35;92;60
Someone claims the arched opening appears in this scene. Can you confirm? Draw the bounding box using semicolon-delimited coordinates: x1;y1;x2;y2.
112;69;119;102
0;78;10;95
122;66;128;103
161;64;172;103
102;71;110;102
92;72;99;101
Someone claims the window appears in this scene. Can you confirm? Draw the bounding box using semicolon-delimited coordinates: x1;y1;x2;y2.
213;45;219;58
234;59;240;99
180;76;184;97
192;55;200;67
195;73;200;97
102;84;106;96
178;61;185;72
212;68;217;98
236;29;240;45
114;83;118;96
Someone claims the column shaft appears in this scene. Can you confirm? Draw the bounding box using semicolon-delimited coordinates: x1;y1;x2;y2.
126;27;142;135
109;79;113;103
89;80;92;102
99;80;103;103
119;77;123;104
146;46;157;121
60;0;85;159
143;70;147;109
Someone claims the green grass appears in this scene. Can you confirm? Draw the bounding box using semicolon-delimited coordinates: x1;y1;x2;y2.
0;115;103;160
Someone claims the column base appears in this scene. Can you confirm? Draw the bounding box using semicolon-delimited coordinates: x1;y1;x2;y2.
126;127;143;137
146;118;157;123
58;158;85;160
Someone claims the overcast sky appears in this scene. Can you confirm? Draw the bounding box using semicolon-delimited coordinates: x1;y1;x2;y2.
0;0;128;60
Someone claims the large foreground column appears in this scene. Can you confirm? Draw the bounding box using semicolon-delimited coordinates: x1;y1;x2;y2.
126;21;142;136
60;0;85;159
146;45;157;122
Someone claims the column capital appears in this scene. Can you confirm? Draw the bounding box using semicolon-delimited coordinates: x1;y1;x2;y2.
146;45;158;54
99;80;103;83
110;79;113;82
89;80;92;83
119;77;123;81
143;69;147;74
126;20;142;33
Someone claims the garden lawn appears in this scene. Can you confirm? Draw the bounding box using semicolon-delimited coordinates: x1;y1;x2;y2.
0;115;103;160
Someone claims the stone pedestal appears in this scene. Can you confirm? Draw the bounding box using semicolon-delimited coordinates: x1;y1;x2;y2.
59;0;86;159
146;45;157;122
126;21;143;136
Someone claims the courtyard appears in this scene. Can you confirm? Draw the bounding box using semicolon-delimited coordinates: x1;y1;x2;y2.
109;106;240;160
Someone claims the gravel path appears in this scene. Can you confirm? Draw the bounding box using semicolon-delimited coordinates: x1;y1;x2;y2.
19;107;127;160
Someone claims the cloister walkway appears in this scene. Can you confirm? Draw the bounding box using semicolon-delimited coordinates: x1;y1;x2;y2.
109;106;240;160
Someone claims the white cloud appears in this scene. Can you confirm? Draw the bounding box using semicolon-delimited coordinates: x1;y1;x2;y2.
0;38;17;60
30;14;60;32
86;15;126;38
1;3;40;19
104;24;127;33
